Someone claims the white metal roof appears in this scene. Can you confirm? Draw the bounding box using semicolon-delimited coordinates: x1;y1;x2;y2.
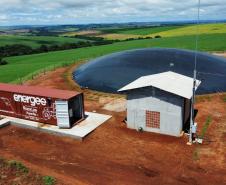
118;71;201;99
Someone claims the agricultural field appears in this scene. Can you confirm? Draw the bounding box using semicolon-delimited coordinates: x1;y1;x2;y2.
50;23;226;41
61;30;102;37
0;35;89;48
102;25;183;35
62;26;183;40
147;23;226;37
75;23;226;40
97;33;141;40
1;33;226;83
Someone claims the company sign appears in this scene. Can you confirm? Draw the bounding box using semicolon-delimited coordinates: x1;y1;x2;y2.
13;94;47;106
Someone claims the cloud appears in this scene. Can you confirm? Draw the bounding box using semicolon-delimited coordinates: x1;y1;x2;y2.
0;0;225;25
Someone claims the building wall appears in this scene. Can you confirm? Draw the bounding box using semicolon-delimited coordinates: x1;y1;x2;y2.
126;87;184;137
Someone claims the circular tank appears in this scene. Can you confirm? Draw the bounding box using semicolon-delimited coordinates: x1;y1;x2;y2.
73;48;226;94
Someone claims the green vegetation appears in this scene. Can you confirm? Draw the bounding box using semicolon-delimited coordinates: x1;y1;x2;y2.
0;157;58;184
0;57;7;65
113;26;183;35
193;115;213;161
200;116;212;139
192;147;200;161
8;160;29;174
1;33;226;83
93;23;226;40
223;95;226;102
148;23;226;37
0;35;88;48
43;176;56;185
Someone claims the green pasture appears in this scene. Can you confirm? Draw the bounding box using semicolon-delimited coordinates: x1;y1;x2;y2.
114;26;183;35
0;35;88;48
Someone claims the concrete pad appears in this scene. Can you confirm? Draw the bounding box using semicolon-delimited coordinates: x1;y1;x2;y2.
0;112;111;140
0;118;10;128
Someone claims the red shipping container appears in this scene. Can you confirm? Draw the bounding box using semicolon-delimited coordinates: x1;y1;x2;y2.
0;83;85;128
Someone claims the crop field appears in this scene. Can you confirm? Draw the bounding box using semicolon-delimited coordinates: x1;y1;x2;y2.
98;33;141;40
104;25;183;35
94;23;226;40
1;33;226;83
62;30;102;37
0;35;88;48
56;23;226;41
147;23;226;37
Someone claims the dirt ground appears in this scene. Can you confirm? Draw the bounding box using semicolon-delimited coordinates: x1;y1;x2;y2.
0;157;66;185
0;65;226;185
213;52;226;58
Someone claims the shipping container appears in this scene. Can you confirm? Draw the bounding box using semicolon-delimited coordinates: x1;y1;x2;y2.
0;83;85;128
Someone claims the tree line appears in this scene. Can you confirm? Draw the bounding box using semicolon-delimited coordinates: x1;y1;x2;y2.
0;35;162;61
0;39;113;58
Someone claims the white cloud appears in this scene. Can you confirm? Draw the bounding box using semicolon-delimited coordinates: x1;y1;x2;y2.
0;14;8;20
0;0;225;25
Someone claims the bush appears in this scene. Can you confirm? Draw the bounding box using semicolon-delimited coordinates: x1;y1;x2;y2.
145;36;153;39
43;176;56;185
154;35;162;38
8;160;29;174
0;57;8;65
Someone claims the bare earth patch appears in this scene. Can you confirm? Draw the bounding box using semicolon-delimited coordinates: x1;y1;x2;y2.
212;52;226;58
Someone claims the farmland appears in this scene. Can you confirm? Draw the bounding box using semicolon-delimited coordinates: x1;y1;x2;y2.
0;35;88;48
67;23;226;40
1;33;226;83
102;25;183;35
147;23;226;37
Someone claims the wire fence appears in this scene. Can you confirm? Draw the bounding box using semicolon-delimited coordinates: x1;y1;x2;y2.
11;62;72;85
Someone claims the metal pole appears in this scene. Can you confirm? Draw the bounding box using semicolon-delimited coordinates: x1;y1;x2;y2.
189;0;201;144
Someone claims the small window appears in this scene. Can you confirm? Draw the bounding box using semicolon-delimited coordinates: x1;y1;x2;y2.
146;111;160;129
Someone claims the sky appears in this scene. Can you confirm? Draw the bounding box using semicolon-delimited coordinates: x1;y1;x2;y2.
0;0;226;26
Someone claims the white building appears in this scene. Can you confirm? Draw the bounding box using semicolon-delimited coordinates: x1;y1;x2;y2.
118;71;201;137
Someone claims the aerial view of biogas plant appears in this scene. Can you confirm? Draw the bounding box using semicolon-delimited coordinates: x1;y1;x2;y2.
0;0;226;184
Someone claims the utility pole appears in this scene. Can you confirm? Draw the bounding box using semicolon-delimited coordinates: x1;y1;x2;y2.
189;0;201;144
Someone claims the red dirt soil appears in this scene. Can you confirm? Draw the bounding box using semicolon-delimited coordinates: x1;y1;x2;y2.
0;66;226;185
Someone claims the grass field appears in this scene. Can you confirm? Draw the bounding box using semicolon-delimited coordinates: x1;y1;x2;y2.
147;23;226;37
1;33;225;83
0;35;88;48
108;26;183;35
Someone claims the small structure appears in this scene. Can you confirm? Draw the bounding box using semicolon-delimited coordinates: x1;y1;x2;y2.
0;83;85;128
118;71;201;137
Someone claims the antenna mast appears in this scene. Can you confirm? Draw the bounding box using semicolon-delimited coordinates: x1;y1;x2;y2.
189;0;201;144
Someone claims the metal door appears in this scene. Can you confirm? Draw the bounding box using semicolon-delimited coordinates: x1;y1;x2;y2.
55;100;70;128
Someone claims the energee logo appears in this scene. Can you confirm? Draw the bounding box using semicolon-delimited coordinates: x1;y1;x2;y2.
13;94;47;106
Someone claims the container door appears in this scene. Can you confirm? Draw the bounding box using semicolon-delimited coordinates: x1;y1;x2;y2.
55;100;70;128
